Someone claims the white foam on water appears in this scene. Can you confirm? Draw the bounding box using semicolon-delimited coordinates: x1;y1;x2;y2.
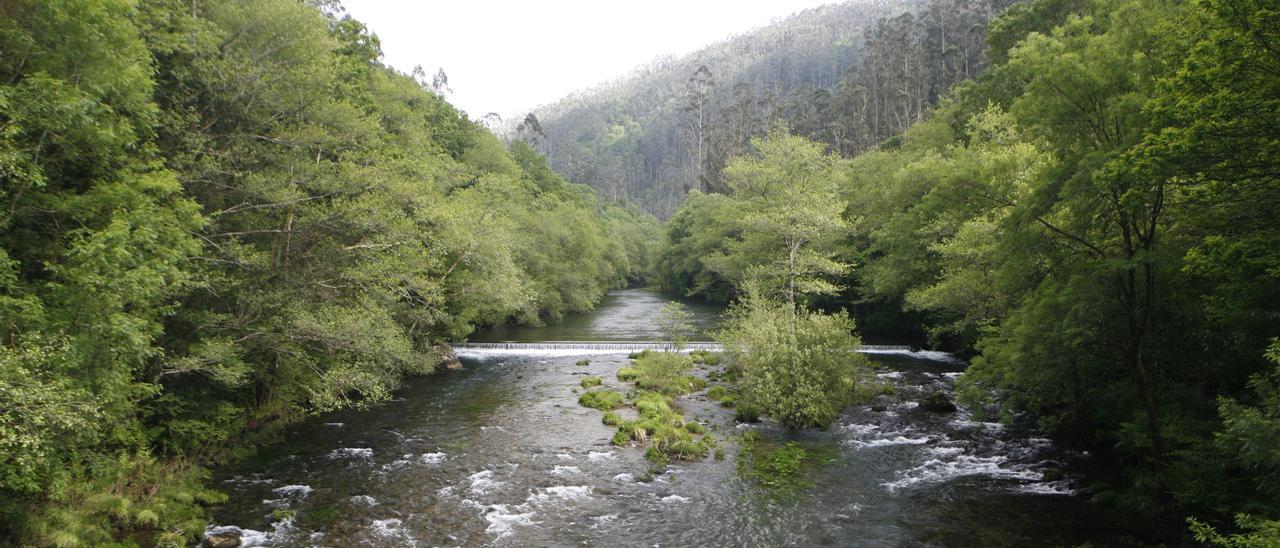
839;423;881;436
951;419;1005;432
468;470;503;495
555;452;575;461
1016;480;1075;495
591;514;618;529
894;401;920;410
587;451;617;462
877;371;904;379
859;348;964;363
927;446;966;457
483;504;537;538
272;484;313;497
660;494;690;504
324;422;344;427
613;473;634;482
551;465;581;476
419;452;447;464
528;485;592;504
349;495;378;505
848;435;932;448
369;518;416;546
883;454;1041;492
942;372;963;380
328;447;373;459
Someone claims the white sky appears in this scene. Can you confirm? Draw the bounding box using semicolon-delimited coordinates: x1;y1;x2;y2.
340;0;840;120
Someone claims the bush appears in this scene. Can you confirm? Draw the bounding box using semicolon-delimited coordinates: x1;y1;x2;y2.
718;294;871;430
578;390;624;410
630;351;700;395
616;366;639;381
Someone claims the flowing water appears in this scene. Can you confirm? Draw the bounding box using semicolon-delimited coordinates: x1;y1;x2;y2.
208;289;1167;546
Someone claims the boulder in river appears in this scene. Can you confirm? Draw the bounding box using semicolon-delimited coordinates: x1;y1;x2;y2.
1042;468;1066;482
433;344;463;371
919;392;957;413
203;531;242;548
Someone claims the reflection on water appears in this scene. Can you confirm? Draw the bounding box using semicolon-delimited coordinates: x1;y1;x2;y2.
468;288;724;342
208;290;1170;546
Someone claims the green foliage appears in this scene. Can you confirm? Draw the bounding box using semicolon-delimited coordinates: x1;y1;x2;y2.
656;301;694;350
616;366;639;381
578;390;625;411
629;351;701;395
580;376;603;388
737;440;833;494
718;287;871;430
0;0;660;543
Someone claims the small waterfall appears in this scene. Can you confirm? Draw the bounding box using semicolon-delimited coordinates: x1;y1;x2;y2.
451;341;917;353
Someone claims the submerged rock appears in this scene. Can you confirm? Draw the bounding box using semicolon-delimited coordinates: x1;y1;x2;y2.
1042;468;1066;482
870;404;888;412
919;392;957;413
433;344;463;371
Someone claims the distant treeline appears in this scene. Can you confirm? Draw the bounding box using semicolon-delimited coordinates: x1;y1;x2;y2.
529;0;1017;216
0;0;657;544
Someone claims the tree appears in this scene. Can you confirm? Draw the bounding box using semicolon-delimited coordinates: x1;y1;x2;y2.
714;129;849;307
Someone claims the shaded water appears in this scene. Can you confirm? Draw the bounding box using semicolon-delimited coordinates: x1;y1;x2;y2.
208;289;1167;546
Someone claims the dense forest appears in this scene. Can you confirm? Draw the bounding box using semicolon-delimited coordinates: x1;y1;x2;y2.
654;0;1280;543
528;0;1016;216
0;0;658;544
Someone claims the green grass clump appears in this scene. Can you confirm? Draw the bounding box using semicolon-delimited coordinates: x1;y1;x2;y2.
684;421;705;434
580;376;602;388
706;385;728;401
575;359;591;366
616;366;639;381
720;395;736;408
630;351;700;395
735;403;762;423
628;349;653;360
690;350;723;366
602;410;621;426
737;440;837;493
578;389;624;410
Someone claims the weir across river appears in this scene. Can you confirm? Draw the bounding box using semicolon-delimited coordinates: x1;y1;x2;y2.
451;341;916;353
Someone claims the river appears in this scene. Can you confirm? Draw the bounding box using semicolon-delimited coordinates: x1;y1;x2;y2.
207;289;1166;546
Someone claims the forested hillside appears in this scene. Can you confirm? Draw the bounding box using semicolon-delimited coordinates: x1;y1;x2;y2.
0;0;656;544
528;0;1015;216
654;0;1280;541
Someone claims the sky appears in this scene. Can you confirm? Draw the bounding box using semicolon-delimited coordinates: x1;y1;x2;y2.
340;0;839;120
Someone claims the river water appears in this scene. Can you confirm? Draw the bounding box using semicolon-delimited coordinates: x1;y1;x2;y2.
207;289;1166;546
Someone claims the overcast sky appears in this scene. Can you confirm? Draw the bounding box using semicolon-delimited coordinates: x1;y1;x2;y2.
340;0;839;120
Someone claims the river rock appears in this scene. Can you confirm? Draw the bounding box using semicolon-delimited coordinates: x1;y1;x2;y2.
433;344;462;371
870;404;888;412
1042;468;1066;482
919;392;957;413
203;532;242;548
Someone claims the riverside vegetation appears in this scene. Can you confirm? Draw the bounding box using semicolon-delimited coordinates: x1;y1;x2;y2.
651;0;1280;544
0;0;658;544
3;0;1279;545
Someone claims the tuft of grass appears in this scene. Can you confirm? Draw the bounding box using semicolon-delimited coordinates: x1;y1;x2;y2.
580;376;603;388
737;439;837;494
575;359;591;366
578;390;624;410
602;410;621;426
706;385;728;401
616;366;639;381
735;403;762;423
